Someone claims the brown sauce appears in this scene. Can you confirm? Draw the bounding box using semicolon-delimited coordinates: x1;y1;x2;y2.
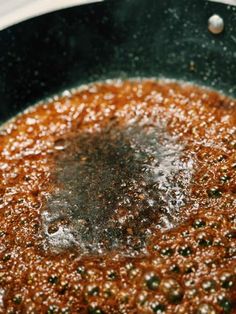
0;79;235;313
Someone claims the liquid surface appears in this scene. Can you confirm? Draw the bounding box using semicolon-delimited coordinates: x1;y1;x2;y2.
45;125;192;255
0;79;235;313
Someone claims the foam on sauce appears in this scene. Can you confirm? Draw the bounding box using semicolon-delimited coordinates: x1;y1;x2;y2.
43;125;193;255
0;79;235;314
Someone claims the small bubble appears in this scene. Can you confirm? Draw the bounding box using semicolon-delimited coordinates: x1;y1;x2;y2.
150;302;166;313
48;275;59;284
54;138;66;151
178;245;192;257
220;175;230;183
181;230;190;238
47;305;59;314
77;265;86;275
47;223;60;234
88;307;104;314
187;288;198;299
12;295;22;304
170;264;181;273
192;219;206;229
62;90;71;97
217;295;232;313
160;278;184;304
226;230;236;239
196;303;216;314
107;270;117;280
86;285;100;296
160;247;174;256
197;233;213;247
2;254;11;262
145;272;160;291
202;279;216;292
207;187;222;198
184;262;197;274
220;272;235;289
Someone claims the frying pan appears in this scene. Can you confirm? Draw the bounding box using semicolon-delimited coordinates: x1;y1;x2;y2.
0;0;235;124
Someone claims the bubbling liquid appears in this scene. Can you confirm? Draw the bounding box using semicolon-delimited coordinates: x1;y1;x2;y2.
43;125;193;255
0;79;235;314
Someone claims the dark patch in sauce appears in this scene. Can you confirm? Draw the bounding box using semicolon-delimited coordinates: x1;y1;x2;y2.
45;125;192;255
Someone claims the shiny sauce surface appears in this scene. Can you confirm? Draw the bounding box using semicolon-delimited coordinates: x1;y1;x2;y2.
0;80;235;313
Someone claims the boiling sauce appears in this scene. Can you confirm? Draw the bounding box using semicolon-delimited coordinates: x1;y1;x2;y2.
0;79;235;313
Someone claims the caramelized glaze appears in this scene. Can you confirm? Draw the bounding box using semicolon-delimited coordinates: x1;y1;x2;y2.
0;79;235;313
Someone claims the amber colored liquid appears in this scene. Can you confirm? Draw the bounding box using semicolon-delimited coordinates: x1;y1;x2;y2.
0;79;235;313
